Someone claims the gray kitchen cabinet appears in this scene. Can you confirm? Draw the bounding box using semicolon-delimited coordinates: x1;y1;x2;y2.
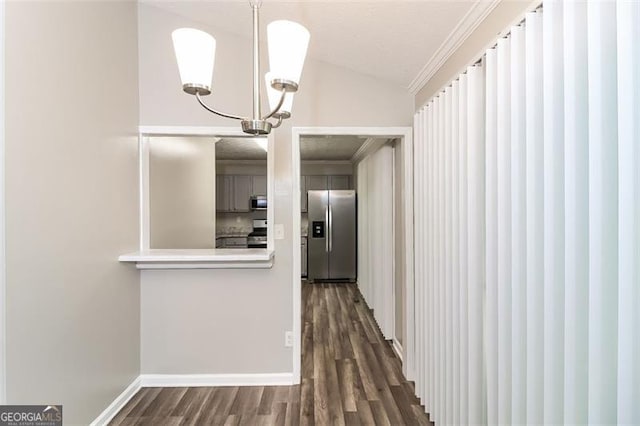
216;175;233;212
301;175;308;212
216;175;255;212
251;175;267;196
306;175;329;191
232;175;252;212
329;175;351;190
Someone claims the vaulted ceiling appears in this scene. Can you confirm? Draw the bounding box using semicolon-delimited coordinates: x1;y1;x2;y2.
143;0;493;91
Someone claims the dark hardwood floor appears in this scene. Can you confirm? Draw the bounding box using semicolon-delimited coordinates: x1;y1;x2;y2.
109;282;432;425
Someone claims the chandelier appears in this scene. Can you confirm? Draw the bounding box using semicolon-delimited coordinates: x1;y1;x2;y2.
171;1;310;135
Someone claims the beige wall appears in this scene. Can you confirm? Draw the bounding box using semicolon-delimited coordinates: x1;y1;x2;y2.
138;3;413;375
5;1;140;424
414;0;539;108
150;136;216;249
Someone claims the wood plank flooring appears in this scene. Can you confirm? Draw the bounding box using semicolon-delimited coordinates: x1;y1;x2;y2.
110;282;432;425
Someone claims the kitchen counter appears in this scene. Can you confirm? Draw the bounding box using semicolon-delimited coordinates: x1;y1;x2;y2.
119;248;274;269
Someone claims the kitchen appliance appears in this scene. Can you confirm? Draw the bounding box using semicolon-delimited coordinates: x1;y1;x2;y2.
307;190;356;281
250;195;267;210
247;219;267;248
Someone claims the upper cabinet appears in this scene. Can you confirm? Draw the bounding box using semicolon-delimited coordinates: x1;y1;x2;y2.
217;175;258;212
232;175;252;212
216;175;233;212
329;175;351;190
251;175;267;196
306;175;329;191
301;175;352;212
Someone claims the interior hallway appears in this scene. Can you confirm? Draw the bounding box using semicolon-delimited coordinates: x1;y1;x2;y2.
109;282;432;425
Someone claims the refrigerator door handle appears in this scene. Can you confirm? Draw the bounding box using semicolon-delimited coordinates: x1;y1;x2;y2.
325;206;329;252
329;205;333;252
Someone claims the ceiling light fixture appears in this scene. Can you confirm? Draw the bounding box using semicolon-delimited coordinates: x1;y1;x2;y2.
171;1;310;135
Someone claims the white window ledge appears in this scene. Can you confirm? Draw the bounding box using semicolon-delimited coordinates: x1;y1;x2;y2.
119;249;274;270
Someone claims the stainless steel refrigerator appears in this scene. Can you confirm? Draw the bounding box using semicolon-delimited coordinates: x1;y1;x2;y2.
307;190;356;282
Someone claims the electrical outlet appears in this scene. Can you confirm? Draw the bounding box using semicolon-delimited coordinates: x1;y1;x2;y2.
285;331;293;347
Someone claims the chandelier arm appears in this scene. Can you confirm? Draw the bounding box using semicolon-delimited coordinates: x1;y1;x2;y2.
270;116;284;129
262;89;287;120
195;92;246;121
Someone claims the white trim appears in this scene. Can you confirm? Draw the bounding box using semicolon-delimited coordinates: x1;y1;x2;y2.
416;0;542;109
139;135;149;250
119;249;274;270
90;377;142;426
0;0;6;404
408;0;500;94
139;372;294;387
291;126;413;384
135;126;275;253
393;338;404;363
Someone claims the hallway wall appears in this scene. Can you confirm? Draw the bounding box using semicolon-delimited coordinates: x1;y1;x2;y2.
4;1;140;424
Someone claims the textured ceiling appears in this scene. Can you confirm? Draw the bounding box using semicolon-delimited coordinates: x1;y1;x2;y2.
215;135;370;161
144;0;477;88
300;135;366;161
216;137;268;160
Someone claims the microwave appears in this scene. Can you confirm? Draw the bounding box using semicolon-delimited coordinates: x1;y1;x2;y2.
250;195;267;210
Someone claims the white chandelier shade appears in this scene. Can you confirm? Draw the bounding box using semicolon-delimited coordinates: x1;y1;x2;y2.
267;20;310;85
171;28;216;94
170;3;309;135
265;72;294;116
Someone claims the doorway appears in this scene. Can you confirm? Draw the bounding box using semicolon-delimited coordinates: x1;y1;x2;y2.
291;127;414;384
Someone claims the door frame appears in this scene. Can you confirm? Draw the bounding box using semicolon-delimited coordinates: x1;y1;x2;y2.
291;126;414;383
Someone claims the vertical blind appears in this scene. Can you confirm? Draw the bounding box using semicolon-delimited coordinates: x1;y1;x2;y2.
357;144;395;339
411;0;639;424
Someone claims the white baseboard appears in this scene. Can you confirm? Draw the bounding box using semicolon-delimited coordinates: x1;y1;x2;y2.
139;372;294;387
392;338;403;363
90;376;142;426
90;372;293;425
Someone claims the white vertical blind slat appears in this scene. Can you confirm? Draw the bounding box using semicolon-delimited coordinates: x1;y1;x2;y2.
428;102;436;413
524;10;545;426
509;23;527;426
484;46;499;426
616;1;640;424
423;105;431;409
451;80;461;426
587;1;619;423
414;108;424;402
434;95;442;425
562;1;589;424
466;64;486;426
496;36;513;426
458;72;469;426
444;86;453;426
543;2;566;424
438;93;446;425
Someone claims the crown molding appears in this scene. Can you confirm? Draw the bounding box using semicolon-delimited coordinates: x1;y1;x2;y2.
407;0;500;95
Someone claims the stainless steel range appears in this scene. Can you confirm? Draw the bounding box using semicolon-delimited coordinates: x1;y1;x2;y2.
247;219;267;248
